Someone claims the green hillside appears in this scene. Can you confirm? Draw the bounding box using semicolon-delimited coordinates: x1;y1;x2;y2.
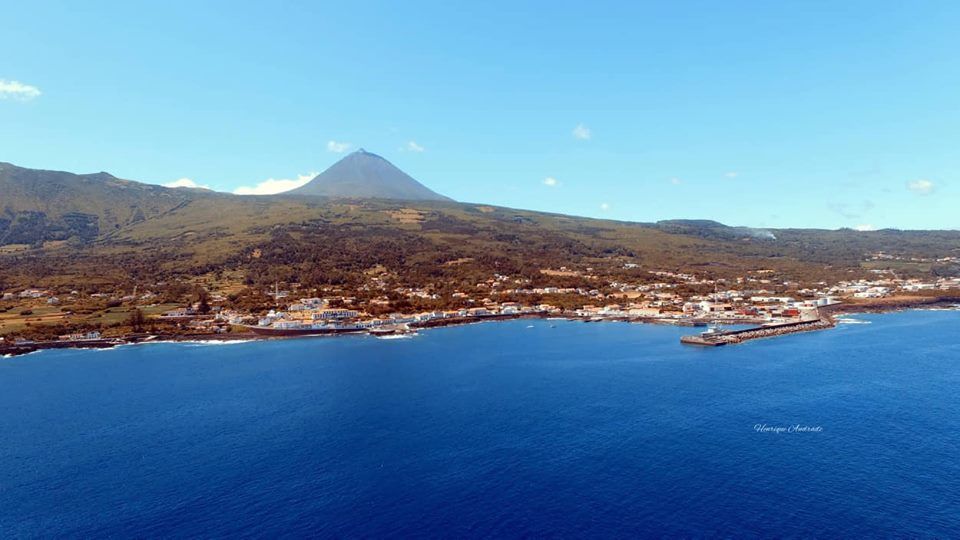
1;162;959;293
0;162;211;246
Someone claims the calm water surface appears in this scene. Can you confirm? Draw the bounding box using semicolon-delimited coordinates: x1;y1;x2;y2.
2;311;959;537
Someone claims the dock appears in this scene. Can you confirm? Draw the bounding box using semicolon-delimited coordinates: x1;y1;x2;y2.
681;317;835;347
680;334;728;346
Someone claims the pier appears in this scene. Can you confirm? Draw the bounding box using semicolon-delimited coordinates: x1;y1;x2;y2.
681;317;835;347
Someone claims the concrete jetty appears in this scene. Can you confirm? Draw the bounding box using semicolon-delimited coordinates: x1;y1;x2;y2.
681;317;835;347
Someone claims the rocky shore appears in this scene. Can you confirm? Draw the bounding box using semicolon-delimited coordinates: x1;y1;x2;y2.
0;332;268;358
821;295;960;315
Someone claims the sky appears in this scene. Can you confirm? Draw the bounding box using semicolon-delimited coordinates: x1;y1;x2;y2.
2;1;959;229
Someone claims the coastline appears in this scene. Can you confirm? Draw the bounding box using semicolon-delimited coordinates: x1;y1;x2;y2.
819;295;960;316
3;297;959;358
678;295;960;347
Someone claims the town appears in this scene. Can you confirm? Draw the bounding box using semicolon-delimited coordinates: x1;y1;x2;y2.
3;262;959;353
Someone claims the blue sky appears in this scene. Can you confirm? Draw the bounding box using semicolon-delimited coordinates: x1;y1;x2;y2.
2;1;958;229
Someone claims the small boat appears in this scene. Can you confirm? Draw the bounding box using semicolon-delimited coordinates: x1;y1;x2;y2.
677;320;708;327
701;322;723;337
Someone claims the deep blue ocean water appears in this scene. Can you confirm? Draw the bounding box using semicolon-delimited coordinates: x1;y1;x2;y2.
2;310;959;537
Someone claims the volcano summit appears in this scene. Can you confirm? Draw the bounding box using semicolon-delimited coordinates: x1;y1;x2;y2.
288;149;451;201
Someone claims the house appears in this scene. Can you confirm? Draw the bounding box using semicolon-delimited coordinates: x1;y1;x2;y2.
58;331;101;342
162;307;197;318
500;303;521;315
315;308;359;320
273;320;304;329
19;289;47;299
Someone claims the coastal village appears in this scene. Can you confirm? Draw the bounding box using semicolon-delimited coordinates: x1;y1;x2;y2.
4;152;959;354
3;261;959;354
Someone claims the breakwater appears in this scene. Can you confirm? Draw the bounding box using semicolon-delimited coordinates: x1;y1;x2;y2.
681;318;835;346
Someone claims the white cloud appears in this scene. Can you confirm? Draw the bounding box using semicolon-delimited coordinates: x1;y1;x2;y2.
600;202;610;211
326;140;351;153
572;123;592;140
724;171;738;179
543;177;559;187
907;179;935;195
233;172;318;195
406;140;425;152
164;177;210;189
0;79;41;101
854;224;876;231
670;177;683;185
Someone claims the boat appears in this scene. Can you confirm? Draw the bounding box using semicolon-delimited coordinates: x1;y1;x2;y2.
680;322;729;347
701;322;724;337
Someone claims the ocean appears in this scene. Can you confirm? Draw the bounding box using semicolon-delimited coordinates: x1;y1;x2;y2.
2;311;959;537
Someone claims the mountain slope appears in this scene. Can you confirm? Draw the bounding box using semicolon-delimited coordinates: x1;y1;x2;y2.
288;149;452;201
0;162;211;246
0;162;958;292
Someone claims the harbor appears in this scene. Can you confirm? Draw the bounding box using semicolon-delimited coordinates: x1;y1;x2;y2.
680;316;835;346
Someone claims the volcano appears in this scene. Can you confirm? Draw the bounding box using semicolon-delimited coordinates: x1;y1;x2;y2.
288;149;452;201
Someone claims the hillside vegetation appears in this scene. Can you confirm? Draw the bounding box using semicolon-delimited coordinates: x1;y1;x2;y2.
1;162;959;293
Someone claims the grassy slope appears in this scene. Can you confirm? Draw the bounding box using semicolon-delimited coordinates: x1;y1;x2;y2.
2;161;959;289
98;196;851;281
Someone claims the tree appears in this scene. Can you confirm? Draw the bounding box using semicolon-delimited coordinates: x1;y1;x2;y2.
126;308;146;331
197;288;211;315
